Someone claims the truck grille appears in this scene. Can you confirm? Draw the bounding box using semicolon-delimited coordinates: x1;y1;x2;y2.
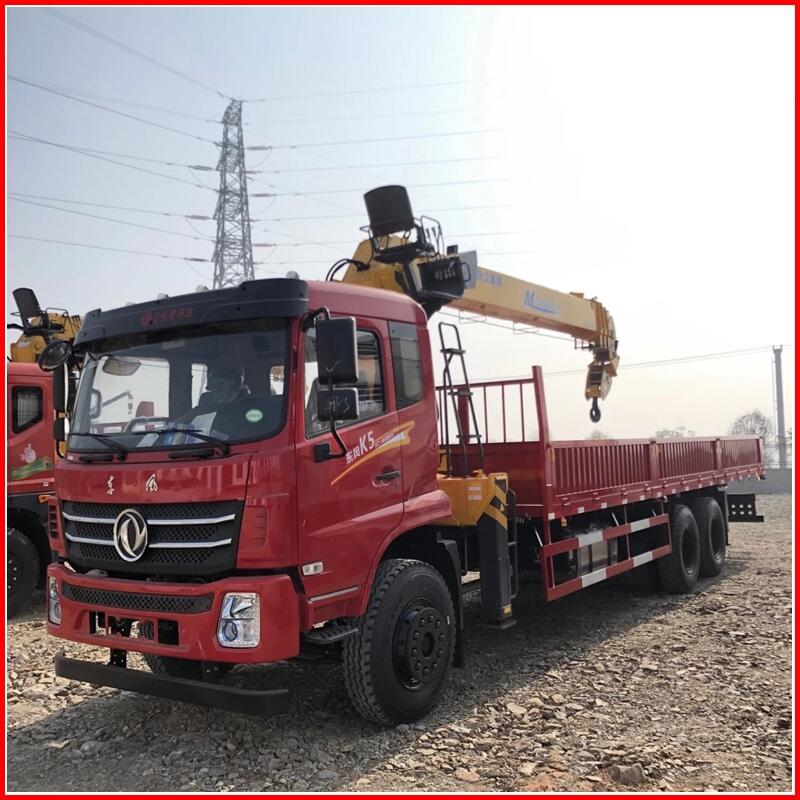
62;583;213;614
61;500;242;576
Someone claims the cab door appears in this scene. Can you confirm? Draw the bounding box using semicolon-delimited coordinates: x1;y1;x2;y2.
295;319;403;604
8;372;54;494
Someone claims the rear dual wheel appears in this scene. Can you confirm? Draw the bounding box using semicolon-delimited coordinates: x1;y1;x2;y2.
691;496;726;577
657;504;701;593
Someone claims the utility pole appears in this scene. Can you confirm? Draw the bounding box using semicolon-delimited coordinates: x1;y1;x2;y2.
212;99;254;289
773;345;787;469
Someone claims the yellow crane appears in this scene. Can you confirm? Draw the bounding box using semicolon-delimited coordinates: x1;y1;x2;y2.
342;216;619;422
8;288;82;364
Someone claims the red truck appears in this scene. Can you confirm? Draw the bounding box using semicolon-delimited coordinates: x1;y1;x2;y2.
7;363;58;615
7;290;82;615
42;186;764;724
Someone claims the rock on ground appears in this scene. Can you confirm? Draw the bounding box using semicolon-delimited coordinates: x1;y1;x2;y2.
7;495;792;792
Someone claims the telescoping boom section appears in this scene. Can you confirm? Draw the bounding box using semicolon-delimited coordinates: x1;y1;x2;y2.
41;185;765;726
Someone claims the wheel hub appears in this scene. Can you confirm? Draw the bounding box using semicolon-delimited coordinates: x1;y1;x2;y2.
394;603;447;688
8;554;21;593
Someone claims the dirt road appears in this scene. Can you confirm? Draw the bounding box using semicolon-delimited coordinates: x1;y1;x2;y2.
7;495;792;792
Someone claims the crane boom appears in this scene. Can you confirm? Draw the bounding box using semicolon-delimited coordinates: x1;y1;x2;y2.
342;241;619;420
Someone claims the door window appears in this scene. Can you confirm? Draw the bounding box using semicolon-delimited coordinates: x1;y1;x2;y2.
12;386;43;433
304;328;385;437
389;321;424;409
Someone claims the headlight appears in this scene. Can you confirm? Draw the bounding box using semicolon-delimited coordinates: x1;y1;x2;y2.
48;576;62;625
217;592;259;648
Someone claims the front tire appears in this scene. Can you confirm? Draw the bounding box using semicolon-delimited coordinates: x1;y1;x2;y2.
343;559;455;725
658;504;701;593
691;496;726;577
7;528;39;617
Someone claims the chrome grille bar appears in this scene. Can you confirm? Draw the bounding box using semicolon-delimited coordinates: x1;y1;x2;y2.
62;512;236;526
64;532;232;549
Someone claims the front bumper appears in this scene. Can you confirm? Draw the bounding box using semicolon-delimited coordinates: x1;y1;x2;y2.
54;651;289;715
46;564;301;664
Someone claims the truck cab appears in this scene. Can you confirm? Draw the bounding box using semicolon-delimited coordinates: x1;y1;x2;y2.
8;362;56;614
47;278;455;722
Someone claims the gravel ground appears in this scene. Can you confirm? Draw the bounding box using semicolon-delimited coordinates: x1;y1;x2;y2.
7;495;792;793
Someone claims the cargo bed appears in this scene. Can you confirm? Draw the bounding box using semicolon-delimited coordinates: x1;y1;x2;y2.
439;368;765;520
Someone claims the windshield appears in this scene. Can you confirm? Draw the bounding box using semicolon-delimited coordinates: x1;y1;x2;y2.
69;319;288;454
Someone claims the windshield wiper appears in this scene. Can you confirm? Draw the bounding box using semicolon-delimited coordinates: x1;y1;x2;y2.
71;432;128;460
126;428;230;456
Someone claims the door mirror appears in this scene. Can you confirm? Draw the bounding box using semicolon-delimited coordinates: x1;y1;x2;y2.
38;339;73;371
89;389;102;419
52;365;68;414
316;387;359;422
53;417;66;443
315;317;358;385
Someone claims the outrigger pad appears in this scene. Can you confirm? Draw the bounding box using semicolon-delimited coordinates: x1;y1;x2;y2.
727;494;765;523
54;651;289;716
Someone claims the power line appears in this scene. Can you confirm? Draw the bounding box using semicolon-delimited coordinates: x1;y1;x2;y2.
7;192;214;219
9;75;216;143
260;203;525;222
473;345;794;383
244;107;492;126
260;155;501;174
263;230;538;248
9;131;211;190
6;76;218;122
247;128;500;151
256;177;524;197
8;132;217;171
259;250;539;265
9;233;211;262
44;9;231;100
9;197;214;241
244;78;489;103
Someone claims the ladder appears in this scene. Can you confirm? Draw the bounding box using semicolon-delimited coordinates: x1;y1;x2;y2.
438;321;485;478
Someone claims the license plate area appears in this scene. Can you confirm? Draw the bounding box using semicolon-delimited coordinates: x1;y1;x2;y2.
88;612;180;647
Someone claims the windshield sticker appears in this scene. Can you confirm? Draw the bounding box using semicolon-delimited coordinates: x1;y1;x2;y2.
331;421;415;486
245;408;264;423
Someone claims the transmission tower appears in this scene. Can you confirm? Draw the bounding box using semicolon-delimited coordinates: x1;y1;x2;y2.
212;99;254;289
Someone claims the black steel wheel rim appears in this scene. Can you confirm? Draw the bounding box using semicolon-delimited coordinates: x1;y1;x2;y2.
8;553;22;595
393;600;448;691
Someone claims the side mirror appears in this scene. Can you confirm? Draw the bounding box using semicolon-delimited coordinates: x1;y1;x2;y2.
317;387;359;422
53;417;66;443
315;317;358;384
38;339;73;371
89;389;102;419
52;365;68;414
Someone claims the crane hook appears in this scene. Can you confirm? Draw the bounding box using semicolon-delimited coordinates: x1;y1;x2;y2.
590;397;601;423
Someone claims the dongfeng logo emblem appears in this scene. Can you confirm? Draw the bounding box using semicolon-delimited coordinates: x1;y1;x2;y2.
113;509;148;562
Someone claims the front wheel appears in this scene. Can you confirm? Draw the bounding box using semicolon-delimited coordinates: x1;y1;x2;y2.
7;528;40;617
343;559;455;725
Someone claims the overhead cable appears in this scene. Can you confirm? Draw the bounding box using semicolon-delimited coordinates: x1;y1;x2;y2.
246;129;500;151
9;75;216;143
44;9;231;99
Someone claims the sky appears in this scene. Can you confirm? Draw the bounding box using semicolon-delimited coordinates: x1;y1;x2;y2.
5;6;795;440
